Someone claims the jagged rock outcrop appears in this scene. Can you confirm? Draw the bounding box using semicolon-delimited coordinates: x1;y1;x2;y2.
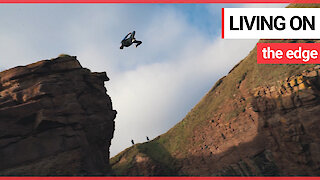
0;55;116;175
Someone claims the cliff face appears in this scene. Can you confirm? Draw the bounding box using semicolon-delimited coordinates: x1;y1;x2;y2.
0;55;116;175
111;37;320;175
174;64;320;176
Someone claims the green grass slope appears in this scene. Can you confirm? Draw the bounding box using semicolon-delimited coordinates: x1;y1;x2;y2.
111;4;320;175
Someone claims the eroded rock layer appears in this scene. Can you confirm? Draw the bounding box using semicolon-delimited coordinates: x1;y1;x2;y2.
0;55;116;175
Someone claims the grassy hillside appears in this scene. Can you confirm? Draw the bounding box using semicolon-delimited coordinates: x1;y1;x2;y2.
111;4;320;175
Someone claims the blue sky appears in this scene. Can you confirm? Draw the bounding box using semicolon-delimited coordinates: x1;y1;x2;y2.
0;3;285;156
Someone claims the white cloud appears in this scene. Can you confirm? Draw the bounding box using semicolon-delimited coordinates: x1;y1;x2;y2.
109;35;258;155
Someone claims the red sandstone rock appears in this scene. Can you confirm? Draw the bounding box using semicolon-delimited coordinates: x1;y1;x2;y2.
0;55;116;175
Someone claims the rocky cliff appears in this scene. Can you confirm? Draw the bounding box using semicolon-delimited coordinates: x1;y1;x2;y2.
111;37;320;176
0;55;116;175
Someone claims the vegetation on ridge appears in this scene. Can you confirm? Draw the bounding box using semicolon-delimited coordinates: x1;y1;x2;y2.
111;4;320;175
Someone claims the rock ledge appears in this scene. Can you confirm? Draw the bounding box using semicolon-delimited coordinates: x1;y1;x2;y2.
0;55;116;175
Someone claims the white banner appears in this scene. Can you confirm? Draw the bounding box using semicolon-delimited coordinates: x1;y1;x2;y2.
223;8;320;39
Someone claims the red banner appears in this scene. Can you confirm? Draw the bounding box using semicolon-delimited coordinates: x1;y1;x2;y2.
1;178;320;180
257;43;320;64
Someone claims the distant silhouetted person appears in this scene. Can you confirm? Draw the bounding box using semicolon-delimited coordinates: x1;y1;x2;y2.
131;139;134;145
120;31;142;49
146;136;149;141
